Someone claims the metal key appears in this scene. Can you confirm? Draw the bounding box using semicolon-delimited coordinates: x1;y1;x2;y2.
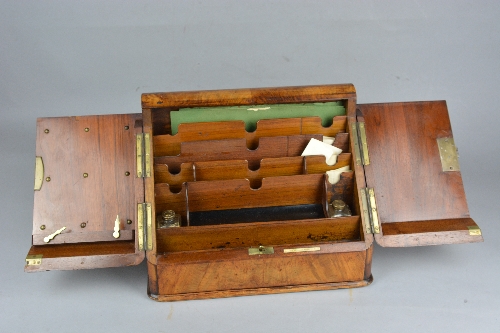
113;215;120;239
43;226;66;243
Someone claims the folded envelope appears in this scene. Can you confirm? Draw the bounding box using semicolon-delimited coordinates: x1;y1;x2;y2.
301;138;342;165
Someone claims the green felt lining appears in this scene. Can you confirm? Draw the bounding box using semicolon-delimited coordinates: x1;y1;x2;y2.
170;102;345;134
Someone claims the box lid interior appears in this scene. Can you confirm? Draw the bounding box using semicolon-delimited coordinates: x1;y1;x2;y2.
27;113;145;271
358;101;482;247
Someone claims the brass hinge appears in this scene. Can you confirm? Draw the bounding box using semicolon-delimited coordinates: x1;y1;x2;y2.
360;188;380;234
137;203;153;251
351;121;370;166
26;254;43;266
136;133;151;178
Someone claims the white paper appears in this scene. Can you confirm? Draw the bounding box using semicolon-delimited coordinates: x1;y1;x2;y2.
325;165;351;184
301;138;342;166
322;136;335;145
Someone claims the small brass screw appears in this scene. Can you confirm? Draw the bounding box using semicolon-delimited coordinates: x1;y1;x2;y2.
126;219;132;225
40;225;46;230
84;127;89;132
125;171;130;176
44;129;49;134
124;126;129;130
83;173;88;178
80;222;86;228
45;177;51;182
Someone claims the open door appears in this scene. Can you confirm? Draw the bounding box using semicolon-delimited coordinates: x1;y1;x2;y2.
25;114;145;271
358;101;483;247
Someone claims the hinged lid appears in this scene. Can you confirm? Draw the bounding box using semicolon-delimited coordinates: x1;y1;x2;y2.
358;101;483;247
26;114;145;271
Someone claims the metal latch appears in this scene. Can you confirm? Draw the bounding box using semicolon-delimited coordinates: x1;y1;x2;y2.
351;121;370;166
360;188;380;234
137;203;153;251
26;254;43;266
136;133;151;178
248;245;274;255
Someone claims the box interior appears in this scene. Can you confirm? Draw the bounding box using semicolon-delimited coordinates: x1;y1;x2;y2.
149;100;366;253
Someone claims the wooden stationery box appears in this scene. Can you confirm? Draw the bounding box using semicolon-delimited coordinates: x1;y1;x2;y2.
25;84;483;301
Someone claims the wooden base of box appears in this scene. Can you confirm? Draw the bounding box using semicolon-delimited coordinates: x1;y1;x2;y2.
149;276;373;302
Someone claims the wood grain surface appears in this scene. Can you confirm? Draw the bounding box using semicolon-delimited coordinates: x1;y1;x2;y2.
186;174;324;212
142;84;356;108
143;84;372;300
150;277;372;301
156;216;362;252
154;135;322;168
375;218;483;247
153;116;347;156
359;101;470;223
154;155;351;188
155;244;367;295
25;241;143;272
33;114;141;245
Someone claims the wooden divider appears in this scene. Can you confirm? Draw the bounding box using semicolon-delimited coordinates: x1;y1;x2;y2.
305;154;351;173
154;154;352;190
302;116;347;136
156;216;361;252
153;116;347;156
154;135;321;170
324;172;355;216
154;163;194;189
186;174;324;213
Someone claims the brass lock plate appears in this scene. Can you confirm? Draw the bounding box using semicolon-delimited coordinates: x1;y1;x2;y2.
248;246;274;255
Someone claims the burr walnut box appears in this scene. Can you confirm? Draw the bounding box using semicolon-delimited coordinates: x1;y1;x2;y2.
25;84;483;301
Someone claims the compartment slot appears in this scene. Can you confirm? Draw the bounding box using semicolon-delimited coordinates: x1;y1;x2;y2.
153;116;347;156
154;121;246;156
154;183;188;224
332;132;349;152
189;204;325;226
193;157;304;182
156;216;361;253
154;135;322;169
153;153;352;190
247;117;303;146
324;171;356;216
154;163;194;188
302;115;347;137
305;154;352;174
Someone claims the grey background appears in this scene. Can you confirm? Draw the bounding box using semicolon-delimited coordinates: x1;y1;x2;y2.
1;1;499;332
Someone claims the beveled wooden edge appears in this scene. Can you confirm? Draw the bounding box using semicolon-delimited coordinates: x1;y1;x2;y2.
142;84;356;108
25;253;144;272
25;242;144;272
375;218;484;247
148;275;373;302
375;230;484;247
